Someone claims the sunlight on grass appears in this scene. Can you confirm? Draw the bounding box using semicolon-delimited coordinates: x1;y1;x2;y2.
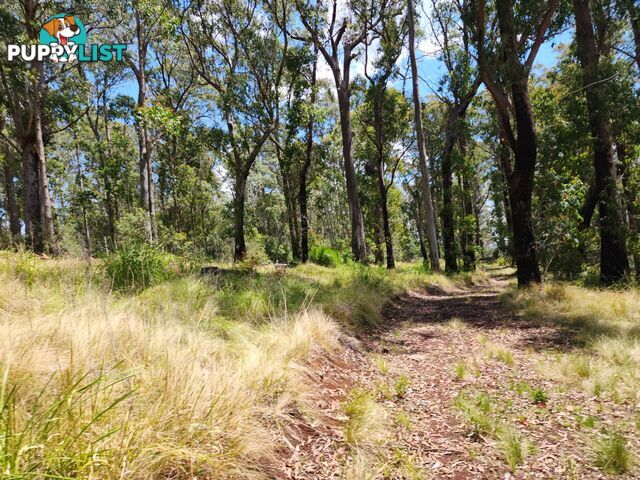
507;284;640;403
0;252;344;478
486;342;515;366
454;389;535;472
498;427;534;472
444;317;468;331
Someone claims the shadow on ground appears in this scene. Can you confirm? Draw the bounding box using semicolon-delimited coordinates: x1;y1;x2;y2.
377;282;580;353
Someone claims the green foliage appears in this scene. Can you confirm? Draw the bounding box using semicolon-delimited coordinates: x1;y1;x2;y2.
453;391;494;436
498;427;532;472
0;366;132;478
530;388;548;405
395;375;410;398
309;245;343;267
103;244;177;291
594;432;633;474
454;361;468;380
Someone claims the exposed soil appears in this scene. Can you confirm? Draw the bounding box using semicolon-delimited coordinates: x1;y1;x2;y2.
278;273;639;479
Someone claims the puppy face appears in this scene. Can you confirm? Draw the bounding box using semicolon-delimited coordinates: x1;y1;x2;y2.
42;16;80;45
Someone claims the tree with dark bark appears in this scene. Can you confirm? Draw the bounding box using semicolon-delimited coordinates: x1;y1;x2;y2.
360;1;408;269
428;0;480;272
292;0;388;262
470;0;563;285
0;0;57;254
182;0;288;261
573;0;629;284
0;115;20;242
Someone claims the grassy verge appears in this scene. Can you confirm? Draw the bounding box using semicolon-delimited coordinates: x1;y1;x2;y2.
0;251;476;478
504;284;640;403
503;283;640;474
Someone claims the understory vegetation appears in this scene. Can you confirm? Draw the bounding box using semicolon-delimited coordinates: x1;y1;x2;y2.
0;250;477;479
507;284;640;404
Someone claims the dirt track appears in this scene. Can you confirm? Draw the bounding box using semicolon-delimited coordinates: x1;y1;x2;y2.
280;273;638;479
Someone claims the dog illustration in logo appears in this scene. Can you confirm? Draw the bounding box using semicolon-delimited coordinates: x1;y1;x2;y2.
42;15;80;62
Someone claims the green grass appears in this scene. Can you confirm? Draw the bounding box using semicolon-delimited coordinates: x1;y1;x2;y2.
453;391;494;437
530;387;548;405
342;389;388;446
454;361;468;380
594;432;633;474
454;390;535;472
486;343;515;366
394;375;411;398
507;284;640;402
498;427;533;472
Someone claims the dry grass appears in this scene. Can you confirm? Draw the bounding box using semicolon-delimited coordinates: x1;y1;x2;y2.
0;252;489;479
506;283;640;404
0;253;339;479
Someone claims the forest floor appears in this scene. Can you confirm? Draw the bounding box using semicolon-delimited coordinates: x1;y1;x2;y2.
281;268;640;479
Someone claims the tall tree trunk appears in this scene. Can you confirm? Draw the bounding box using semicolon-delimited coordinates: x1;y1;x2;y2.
22;142;42;252
134;5;155;241
280;161;300;262
336;78;367;262
574;0;629;284
1;121;20;241
378;178;395;269
33;68;57;254
408;0;440;272
618;144;640;279
371;85;396;269
233;174;247;261
494;0;542;286
373;202;385;265
300;53;317;264
459;136;477;270
496;133;515;260
74;142;91;255
410;192;429;262
441;109;458;272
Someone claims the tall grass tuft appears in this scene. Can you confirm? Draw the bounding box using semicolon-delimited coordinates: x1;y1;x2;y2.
103;243;177;291
0;251;340;479
309;245;343;268
594;432;633;474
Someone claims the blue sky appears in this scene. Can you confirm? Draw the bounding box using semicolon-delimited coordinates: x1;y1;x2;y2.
111;20;575;120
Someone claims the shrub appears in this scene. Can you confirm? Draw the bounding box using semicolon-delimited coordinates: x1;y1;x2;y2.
309;245;342;267
395;375;411;398
530;388;548;405
103;243;176;291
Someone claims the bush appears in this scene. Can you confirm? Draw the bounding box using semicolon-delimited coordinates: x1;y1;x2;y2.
104;243;176;291
309;245;342;267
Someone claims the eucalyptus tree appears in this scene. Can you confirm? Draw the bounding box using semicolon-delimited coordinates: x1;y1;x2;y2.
270;45;316;262
182;0;288;261
0;0;62;253
0;114;20;242
356;88;411;268
428;0;480;272
573;0;629;283
360;1;408;269
469;0;566;286
291;0;389;262
407;0;440;272
112;0;173;241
